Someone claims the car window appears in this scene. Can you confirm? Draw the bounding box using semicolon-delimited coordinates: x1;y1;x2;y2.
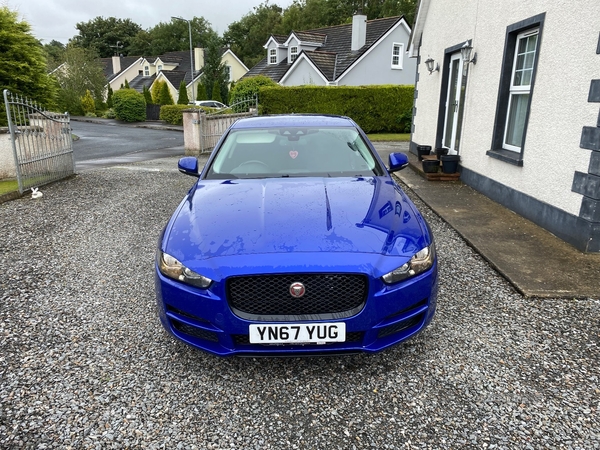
205;127;384;179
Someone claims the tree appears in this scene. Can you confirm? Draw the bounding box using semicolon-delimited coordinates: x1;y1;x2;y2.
197;83;207;101
177;81;189;104
52;45;106;115
151;81;164;104
80;90;96;115
70;16;142;57
43;40;66;72
106;85;114;108
142;85;153;104
201;35;228;101
211;81;222;102
124;79;130;89
129;17;218;56
158;82;174;105
223;2;286;68
0;6;57;125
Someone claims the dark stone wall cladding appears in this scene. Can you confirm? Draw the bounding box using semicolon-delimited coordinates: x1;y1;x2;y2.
570;40;600;251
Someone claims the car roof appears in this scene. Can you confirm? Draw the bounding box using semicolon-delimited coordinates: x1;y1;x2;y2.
230;114;356;130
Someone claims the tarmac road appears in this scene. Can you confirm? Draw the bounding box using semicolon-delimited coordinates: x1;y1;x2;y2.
71;121;184;171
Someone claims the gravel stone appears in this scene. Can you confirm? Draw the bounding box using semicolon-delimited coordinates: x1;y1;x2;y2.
0;155;598;449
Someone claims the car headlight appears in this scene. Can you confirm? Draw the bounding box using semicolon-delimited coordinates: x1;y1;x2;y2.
381;243;436;284
157;250;212;289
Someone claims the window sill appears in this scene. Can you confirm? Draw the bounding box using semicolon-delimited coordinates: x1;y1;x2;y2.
391;66;403;70
486;148;523;166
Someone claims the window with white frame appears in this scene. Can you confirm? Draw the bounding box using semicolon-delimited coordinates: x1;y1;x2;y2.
269;48;277;64
391;43;404;69
503;29;539;151
144;65;149;76
157;65;163;72
225;65;232;82
290;46;298;63
489;13;544;165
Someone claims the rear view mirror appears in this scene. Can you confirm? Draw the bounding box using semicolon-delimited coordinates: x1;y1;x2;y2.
178;157;200;177
388;152;409;172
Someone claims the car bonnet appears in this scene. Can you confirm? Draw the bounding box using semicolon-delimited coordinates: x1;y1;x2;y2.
163;177;428;262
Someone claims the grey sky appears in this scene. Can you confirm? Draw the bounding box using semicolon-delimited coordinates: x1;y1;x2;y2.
7;0;293;44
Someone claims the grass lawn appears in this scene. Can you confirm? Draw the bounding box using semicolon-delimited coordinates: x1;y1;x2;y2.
366;133;410;142
0;179;19;195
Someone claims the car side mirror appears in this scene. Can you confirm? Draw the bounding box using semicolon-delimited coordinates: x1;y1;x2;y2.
178;157;200;177
388;152;409;172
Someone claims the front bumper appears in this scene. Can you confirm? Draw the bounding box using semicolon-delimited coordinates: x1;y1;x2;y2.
154;260;438;357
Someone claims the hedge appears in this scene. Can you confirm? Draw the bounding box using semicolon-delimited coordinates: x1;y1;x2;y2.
159;104;225;125
258;85;414;133
112;89;146;122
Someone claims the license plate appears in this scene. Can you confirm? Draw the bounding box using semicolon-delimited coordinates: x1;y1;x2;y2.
249;323;346;344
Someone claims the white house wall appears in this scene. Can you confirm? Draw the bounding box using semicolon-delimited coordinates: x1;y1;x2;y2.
282;59;327;86
109;60;142;92
413;0;598;218
338;25;416;86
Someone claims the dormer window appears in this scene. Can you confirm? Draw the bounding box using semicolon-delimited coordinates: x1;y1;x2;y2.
269;48;277;64
157;65;163;72
290;46;298;63
144;65;150;76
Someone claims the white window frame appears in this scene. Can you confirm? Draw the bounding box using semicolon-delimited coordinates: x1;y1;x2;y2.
225;65;232;82
391;42;404;69
290;46;298;63
144;65;150;76
269;48;277;65
502;28;539;152
157;65;163;72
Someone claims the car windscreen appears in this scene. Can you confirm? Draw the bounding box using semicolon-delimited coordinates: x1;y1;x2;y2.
205;126;384;179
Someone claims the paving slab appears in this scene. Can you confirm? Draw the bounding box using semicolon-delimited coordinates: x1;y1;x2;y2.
389;149;600;298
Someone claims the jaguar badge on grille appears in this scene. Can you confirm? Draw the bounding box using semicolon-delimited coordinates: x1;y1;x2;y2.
289;282;306;298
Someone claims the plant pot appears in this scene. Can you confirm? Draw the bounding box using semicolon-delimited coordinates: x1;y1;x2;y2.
416;145;432;161
422;159;440;173
435;147;449;160
440;155;460;174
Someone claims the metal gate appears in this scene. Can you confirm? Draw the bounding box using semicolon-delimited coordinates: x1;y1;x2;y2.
199;95;258;154
3;89;74;194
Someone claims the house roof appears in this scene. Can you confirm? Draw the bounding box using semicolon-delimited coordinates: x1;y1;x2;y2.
291;31;328;45
161;70;188;89
100;56;141;82
244;16;406;83
129;74;156;92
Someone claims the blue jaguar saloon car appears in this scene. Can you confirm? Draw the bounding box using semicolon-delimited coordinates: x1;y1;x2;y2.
155;115;438;356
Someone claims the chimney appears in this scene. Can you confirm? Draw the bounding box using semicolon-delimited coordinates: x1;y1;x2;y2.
194;48;205;72
351;11;367;51
112;55;121;74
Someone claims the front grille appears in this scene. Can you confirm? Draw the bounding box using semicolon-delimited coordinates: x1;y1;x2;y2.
227;274;368;320
232;331;364;346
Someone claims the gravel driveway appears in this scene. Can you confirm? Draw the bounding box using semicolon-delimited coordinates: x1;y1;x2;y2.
1;157;598;449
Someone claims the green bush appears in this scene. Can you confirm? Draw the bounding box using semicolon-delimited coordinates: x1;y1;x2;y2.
80;89;96;115
229;75;276;109
258;85;414;133
112;89;146;122
103;108;116;119
160;105;221;125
